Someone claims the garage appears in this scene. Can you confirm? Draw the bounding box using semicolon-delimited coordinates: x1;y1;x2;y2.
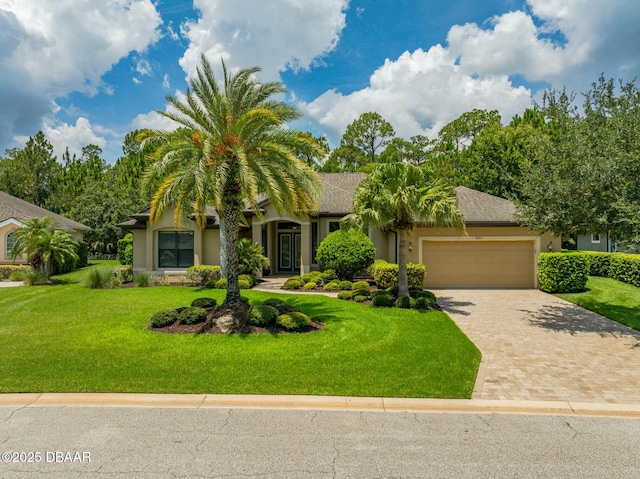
422;240;536;289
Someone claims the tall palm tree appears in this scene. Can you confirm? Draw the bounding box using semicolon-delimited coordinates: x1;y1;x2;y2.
139;55;322;306
11;216;79;281
341;162;465;297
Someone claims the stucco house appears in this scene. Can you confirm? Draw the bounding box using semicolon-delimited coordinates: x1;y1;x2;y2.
0;190;90;265
120;173;560;288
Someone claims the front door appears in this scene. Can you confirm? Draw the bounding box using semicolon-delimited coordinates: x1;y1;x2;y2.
278;232;301;273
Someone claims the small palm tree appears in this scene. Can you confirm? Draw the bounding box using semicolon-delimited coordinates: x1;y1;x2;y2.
139;55;322;306
11;216;79;281
237;238;269;275
341;163;465;297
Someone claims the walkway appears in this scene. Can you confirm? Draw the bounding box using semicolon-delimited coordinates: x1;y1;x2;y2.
434;289;640;404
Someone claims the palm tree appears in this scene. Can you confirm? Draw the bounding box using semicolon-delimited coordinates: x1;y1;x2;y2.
139;55;322;306
341;162;465;297
11;216;79;281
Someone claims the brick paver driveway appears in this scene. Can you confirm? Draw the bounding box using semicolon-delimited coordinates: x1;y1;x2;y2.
433;289;640;404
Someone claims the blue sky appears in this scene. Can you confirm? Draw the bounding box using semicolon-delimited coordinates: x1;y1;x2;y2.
1;0;639;163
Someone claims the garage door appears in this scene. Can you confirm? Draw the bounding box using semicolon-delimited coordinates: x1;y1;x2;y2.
422;240;535;288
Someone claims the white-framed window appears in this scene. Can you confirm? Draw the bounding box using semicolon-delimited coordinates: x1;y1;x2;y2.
6;232;18;259
158;231;194;268
591;233;601;244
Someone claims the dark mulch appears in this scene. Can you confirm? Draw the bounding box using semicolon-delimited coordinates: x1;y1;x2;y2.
149;303;324;335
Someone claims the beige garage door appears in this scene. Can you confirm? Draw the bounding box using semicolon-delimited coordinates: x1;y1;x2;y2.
422;240;535;288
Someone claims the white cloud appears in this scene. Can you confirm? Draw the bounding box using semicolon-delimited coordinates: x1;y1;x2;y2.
42;117;107;159
178;0;349;81
162;74;171;90
135;58;153;77
130;111;180;132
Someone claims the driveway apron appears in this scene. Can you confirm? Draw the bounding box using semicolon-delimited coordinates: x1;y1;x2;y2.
433;289;640;404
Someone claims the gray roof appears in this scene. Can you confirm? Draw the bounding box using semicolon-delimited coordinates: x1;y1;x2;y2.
455;186;518;225
315;173;367;216
0;190;90;232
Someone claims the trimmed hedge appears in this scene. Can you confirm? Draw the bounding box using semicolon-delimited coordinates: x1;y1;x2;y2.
247;305;278;326
609;253;640;288
582;251;612;277
315;229;376;280
276;311;312;331
0;265;31;280
186;265;221;286
150;309;178;328
373;261;426;289
178;307;207;325
191;297;217;309
537;253;588;293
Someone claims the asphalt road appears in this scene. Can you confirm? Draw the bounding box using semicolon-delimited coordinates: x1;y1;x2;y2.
1;406;639;478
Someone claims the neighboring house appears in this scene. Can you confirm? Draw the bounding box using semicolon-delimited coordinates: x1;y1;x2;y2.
577;233;638;254
0;190;90;265
120;173;560;289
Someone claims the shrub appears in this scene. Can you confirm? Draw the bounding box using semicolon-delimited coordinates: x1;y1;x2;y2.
395;296;415;309
0;265;31;280
117;234;133;265
276;311;312;331
338;280;353;290
353;295;367;303
215;278;228;289
75;241;89;268
84;268;113;289
337;290;353;300
150;309;178;328
414;296;436;309
320;269;338;281
238;279;252;289
191;297;217;309
386;285;399;296
373;261;426;289
323;281;340;292
237;238;269;275
204;280;216;289
352;280;370;291
372;294;393;307
8;270;27;281
316;229;376;280
282;278;303;290
24;269;46;286
275;302;300;315
262;298;285;307
135;271;149;287
303;272;323;284
186;265;221;286
247;305;278;326
609;253;640;288
303;281;317;290
352;287;370;298
114;265;133;283
238;274;256;287
410;290;437;303
582;251;612;277
178;307;207;325
537;253;588;293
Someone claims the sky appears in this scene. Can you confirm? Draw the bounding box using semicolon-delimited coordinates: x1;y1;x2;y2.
1;0;639;164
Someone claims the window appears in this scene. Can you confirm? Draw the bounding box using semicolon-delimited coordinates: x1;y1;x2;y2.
311;222;318;264
158;231;194;268
591;233;601;244
329;221;340;233
6;232;18;259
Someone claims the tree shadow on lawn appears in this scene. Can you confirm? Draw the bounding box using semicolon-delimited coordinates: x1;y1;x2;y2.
520;301;640;347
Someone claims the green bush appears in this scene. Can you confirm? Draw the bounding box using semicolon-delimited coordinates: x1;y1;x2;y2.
75;241;89;268
316;229;376;280
135;271;149;287
215;278;228;289
320;269;338;281
353;295;367;303
302;272;323;284
186;265;221;286
582;251;612;277
275;302;299;315
0;265;31;280
237;238;269;275
352;287;370;298
150;309;178;328
191;297;217;309
395;296;415;309
114;265;133;283
8;270;27;281
337;290;353;300
352;280;370;291
372;294;393;307
386;285;399;296
537;252;589;293
262;298;285;307
370;289;390;298
247;305;278;326
609;253;640;288
414;296;436;309
238;274;256;287
276;311;312;331
373;261;426;289
117;234;133;265
24;269;46;286
84;268;113;289
338;280;353;290
282;278;303;290
238;279;252;289
178;307;207;325
303;281;317;290
323;281;340;292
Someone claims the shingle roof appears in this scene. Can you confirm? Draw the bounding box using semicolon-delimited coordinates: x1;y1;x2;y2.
315;173;367;215
0;190;90;231
454;186;517;225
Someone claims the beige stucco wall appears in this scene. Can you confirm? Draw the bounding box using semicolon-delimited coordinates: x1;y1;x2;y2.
0;222;26;264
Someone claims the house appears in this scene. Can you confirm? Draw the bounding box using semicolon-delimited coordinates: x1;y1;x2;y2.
0;191;90;265
120;173;560;288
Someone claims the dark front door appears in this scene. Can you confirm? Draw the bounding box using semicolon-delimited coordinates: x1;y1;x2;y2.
278;232;301;273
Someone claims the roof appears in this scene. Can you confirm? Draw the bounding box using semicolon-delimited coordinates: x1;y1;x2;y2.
454;186;518;225
315;173;368;216
0;190;90;232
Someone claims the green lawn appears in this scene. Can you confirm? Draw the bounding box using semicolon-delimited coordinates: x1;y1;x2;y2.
0;262;480;398
557;276;640;331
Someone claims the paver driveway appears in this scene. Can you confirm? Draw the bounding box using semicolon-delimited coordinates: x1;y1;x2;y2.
434;289;640;404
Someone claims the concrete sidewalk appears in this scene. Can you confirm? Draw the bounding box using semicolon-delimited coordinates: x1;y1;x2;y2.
1;393;640;418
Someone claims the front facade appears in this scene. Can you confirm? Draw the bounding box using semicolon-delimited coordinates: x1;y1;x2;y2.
0;191;90;265
122;174;560;288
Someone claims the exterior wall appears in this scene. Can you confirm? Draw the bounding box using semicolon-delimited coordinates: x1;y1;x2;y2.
0;221;26;264
576;233;610;252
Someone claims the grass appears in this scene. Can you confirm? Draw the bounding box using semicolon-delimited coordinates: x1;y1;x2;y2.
557;276;640;331
0;261;480;398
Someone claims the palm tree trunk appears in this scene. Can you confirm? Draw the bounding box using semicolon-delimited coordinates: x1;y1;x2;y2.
220;198;242;306
398;228;409;297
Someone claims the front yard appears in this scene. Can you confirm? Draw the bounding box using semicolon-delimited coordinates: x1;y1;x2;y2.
0;263;480;398
557;276;640;331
